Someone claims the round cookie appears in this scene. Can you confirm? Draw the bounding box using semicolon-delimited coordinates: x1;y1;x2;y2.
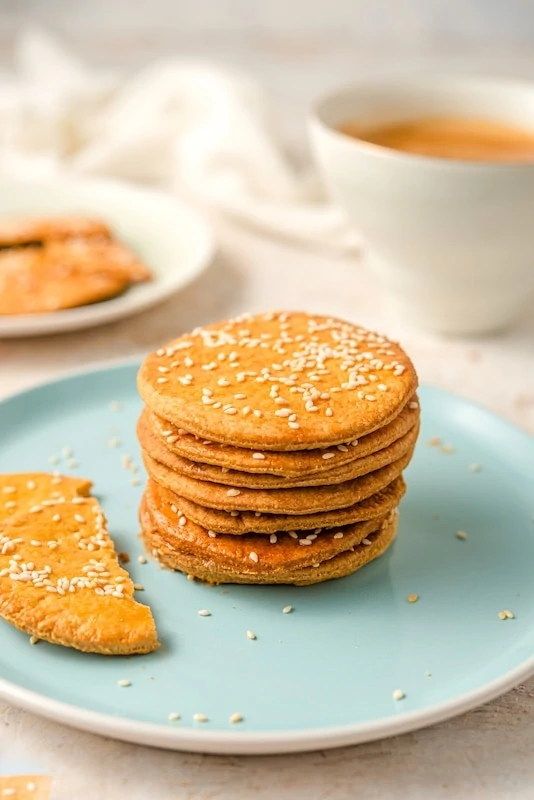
141;499;397;585
148;397;420;478
137;311;418;450
144;476;406;534
142;448;413;515
139;411;419;489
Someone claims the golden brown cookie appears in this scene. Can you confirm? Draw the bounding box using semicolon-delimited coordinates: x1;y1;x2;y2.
141;497;397;585
0;238;151;315
0;473;92;520
139;410;419;488
143;448;413;515
148;396;419;478
0;215;111;247
137;312;418;449
0;495;159;655
0;775;51;799
151;476;406;534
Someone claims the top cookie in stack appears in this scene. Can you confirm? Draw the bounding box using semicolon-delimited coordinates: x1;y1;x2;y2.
137;311;420;585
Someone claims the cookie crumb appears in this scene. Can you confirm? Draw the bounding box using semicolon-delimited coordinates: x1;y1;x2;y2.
406;593;419;603
118;552;130;563
427;437;441;447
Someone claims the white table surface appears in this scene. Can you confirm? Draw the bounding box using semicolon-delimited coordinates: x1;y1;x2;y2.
1;215;533;799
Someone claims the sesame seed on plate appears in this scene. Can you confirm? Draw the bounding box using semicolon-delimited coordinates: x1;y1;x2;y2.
468;463;481;472
108;438;121;448
441;444;455;453
117;679;131;687
193;713;208;722
61;447;72;457
138;555;147;564
29;635;39;645
498;609;515;620
407;593;419;603
393;689;405;701
456;530;468;541
427;437;441;447
229;712;243;724
134;583;144;591
168;712;181;721
282;605;293;614
198;609;211;616
246;630;257;640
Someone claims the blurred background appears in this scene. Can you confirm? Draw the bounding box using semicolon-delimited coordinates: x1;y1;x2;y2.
1;0;533;148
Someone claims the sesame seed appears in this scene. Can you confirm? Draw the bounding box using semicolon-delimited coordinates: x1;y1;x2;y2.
48;455;59;465
407;593;419;603
29;635;39;645
252;452;265;460
456;530;468;540
198;609;211;616
4;501;16;509
208;530;217;538
362;538;372;546
498;609;515;620
325;408;333;417
226;488;241;497
108;438;121;447
229;712;243;724
224;407;237;415
333;532;344;539
275;408;290;417
138;555;147;564
365;394;377;402
322;452;335;460
282;605;293;614
27;480;36;490
130;478;141;486
117;679;131;687
409;401;419;409
61;447;72;457
157;377;168;384
234;393;247;400
288;531;298;539
253;410;262;418
249;551;259;563
74;514;85;523
393;689;405;701
288;421;300;429
468;463;481;472
425;671;432;678
2;486;16;494
270;534;277;543
193;713;208;723
441;444;455;454
134;583;144;591
246;630;256;640
299;539;312;546
2;789;16;796
168;712;181;721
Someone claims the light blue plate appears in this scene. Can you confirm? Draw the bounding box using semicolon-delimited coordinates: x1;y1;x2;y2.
0;362;533;754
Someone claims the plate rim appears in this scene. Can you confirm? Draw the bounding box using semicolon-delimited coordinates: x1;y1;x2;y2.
0;176;215;338
0;361;533;754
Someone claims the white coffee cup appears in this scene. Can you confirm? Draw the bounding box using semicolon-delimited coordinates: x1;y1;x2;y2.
309;76;534;335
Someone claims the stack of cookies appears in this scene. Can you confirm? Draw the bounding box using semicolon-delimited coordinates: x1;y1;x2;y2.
137;312;419;586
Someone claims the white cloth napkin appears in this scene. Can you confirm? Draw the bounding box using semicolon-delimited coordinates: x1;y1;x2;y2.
0;30;359;253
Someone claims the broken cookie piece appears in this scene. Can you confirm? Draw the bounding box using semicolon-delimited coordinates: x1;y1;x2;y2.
0;474;159;655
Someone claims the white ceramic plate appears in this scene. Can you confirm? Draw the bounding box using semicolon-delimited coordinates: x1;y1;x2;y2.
0;177;214;338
